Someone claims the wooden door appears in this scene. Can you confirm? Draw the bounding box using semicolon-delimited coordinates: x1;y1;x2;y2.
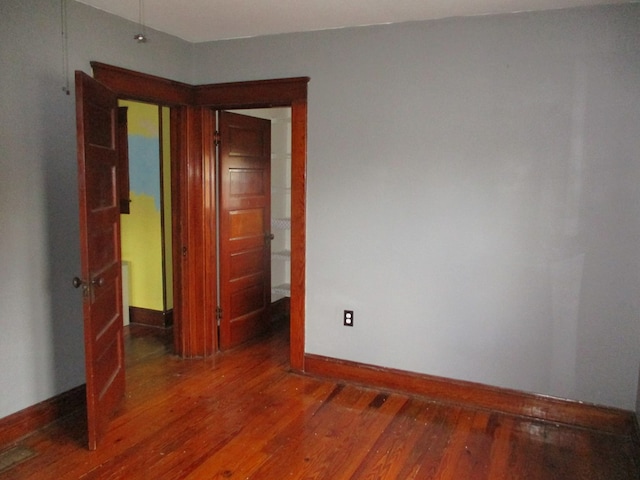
74;71;125;450
219;111;272;349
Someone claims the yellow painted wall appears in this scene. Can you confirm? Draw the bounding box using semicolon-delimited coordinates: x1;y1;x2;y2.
121;193;164;310
119;100;164;311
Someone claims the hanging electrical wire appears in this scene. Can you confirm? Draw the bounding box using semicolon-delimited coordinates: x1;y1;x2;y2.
134;0;148;43
60;0;70;94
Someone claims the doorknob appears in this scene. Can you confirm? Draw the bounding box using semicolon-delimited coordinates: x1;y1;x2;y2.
73;276;90;297
264;233;275;241
92;277;105;287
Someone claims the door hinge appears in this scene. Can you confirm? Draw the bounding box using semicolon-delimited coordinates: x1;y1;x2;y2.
214;130;221;146
216;307;223;320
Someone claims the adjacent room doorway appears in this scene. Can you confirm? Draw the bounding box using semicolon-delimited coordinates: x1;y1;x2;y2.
76;63;308;449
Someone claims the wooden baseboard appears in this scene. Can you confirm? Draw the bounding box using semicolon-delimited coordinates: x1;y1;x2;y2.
304;353;638;437
0;385;85;448
129;307;173;328
2;354;635;451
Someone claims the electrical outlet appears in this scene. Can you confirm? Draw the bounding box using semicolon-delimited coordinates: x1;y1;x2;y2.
343;310;354;327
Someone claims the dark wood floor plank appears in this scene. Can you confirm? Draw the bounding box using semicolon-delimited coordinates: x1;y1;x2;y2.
187;377;339;479
244;384;378;478
1;323;638;480
484;414;516;480
302;392;409;480
400;404;465;479
348;398;440;479
507;419;549;480
80;369;294;480
423;409;478;480
440;410;493;480
146;374;328;479
585;431;640;480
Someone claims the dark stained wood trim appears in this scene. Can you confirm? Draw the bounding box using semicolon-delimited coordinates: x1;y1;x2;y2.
289;99;307;371
88;64;193;357
0;385;85;448
84;63;308;366
158;105;169;316
194;77;309;108
117;106;130;214
304;353;639;437
165;309;174;327
91;62;194;105
170;107;185;354
177;106;217;357
200;108;218;355
129;307;174;328
189;79;309;368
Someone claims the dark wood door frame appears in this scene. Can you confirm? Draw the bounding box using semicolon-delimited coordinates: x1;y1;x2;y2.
91;62;308;370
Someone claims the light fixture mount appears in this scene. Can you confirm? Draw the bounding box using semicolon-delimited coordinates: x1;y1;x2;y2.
134;0;148;43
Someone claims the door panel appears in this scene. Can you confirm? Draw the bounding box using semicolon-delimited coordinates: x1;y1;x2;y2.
230;249;264;278
219;111;271;349
229;169;266;196
75;71;125;450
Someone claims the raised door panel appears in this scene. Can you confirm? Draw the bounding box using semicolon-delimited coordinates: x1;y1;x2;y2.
219;111;271;349
75;71;125;450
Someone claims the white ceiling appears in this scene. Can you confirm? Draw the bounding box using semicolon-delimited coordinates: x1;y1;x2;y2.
76;0;629;43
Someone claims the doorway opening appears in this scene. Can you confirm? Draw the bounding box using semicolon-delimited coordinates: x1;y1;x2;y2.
118;101;174;329
116;104;293;364
118;99;175;357
90;61;308;367
77;64;307;449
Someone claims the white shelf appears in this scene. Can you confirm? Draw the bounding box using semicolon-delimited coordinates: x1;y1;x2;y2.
271;217;291;230
271;283;291;302
272;283;290;296
272;250;291;261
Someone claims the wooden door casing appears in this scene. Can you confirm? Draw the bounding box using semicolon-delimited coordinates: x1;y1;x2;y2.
219;111;272;349
75;71;125;450
89;63;308;368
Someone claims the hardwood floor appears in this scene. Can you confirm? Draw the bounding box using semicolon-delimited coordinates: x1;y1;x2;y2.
1;323;638;479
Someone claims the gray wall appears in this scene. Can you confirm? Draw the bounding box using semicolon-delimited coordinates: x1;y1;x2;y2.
195;5;640;410
637;367;640;421
0;0;192;419
1;1;639;420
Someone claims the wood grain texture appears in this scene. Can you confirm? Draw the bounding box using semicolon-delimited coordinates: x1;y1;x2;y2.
117;106;130;214
169;107;185;355
289;99;307;372
91;62;194;106
75;71;125;450
177;106;217;357
89;63;309;366
0;386;85;448
304;353;639;437
1;325;638;479
194;77;309;108
218;111;272;349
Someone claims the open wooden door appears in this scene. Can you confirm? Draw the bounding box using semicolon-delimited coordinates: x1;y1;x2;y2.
74;71;125;450
219;111;272;349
